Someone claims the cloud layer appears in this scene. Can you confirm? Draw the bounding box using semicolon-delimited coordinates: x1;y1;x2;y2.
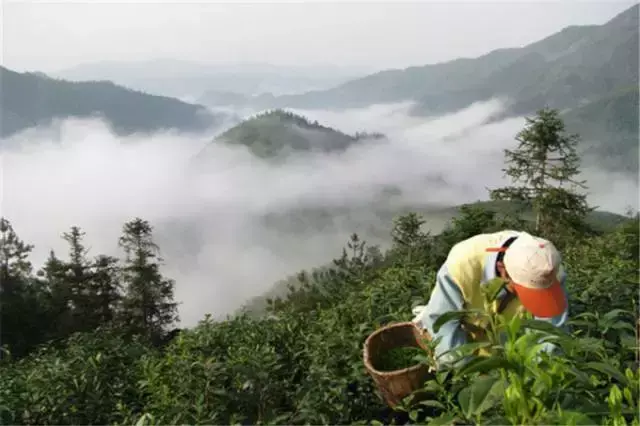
1;100;636;326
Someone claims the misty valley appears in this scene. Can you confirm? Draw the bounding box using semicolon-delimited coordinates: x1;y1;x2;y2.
0;3;638;425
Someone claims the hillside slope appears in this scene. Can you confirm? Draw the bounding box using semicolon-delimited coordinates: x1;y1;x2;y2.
198;109;385;159
258;5;638;116
0;66;219;138
562;86;639;174
240;199;629;316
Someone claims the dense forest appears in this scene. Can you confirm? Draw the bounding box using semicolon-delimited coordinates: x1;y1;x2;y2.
0;108;638;425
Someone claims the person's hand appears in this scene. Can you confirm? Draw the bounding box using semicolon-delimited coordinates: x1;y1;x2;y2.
412;305;426;328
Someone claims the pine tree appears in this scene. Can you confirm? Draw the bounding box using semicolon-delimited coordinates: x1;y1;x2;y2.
0;218;33;279
0;218;39;358
118;218;178;342
90;255;123;327
61;226;94;332
39;250;74;339
489;107;593;245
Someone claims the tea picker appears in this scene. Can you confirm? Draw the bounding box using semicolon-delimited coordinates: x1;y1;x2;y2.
363;230;570;408
411;230;569;369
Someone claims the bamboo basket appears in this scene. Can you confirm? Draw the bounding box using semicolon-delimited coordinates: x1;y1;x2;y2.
363;321;434;408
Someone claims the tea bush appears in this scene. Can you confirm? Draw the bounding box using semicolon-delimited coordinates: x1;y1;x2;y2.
0;211;636;425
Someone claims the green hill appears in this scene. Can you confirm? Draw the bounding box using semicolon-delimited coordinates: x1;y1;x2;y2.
202;109;385;158
0;66;219;138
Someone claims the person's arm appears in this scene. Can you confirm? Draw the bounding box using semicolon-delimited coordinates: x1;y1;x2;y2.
414;264;469;368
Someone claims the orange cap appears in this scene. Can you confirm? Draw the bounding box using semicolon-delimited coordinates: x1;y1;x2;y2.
511;279;567;318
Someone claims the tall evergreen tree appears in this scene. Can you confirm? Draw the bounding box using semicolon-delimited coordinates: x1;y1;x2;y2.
118;218;178;342
89;254;123;327
39;250;74;340
0;218;39;358
61;226;94;332
489;107;593;245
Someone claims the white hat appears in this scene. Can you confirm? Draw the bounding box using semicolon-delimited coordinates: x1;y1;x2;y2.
503;233;561;289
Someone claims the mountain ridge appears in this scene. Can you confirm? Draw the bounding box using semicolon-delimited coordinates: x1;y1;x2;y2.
251;4;638;114
0;66;220;139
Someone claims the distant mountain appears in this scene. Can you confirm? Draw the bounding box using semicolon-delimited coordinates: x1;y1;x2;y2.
258;5;638;115
245;5;639;173
198;109;385;159
52;60;370;100
0;66;219;138
563;86;639;174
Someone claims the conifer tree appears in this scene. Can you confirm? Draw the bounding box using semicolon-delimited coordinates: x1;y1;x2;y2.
90;254;122;327
40;250;74;339
389;213;431;265
0;218;33;279
0;218;37;358
490;107;593;245
119;218;178;342
62;226;95;331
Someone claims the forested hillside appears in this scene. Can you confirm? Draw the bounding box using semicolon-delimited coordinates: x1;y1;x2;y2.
563;86;639;174
0;66;218;138
199;109;385;158
0;107;637;425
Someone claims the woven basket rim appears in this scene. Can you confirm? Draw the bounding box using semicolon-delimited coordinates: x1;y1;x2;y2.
363;321;430;377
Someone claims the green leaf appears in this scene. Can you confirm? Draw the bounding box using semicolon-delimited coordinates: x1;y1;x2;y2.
482;278;507;302
567;366;593;386
134;413;154;426
433;310;477;333
555;410;597;425
457;357;515;377
458;375;506;418
583;362;629;385
438;341;494;361
603;309;631;321
419;400;446;410
521;319;569;337
458;386;471;417
609;322;636;334
427;413;458;426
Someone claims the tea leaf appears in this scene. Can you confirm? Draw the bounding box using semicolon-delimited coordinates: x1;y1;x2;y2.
427;413;458;426
584;362;629;385
555;410;597;425
458;375;506;418
457;357;515;376
433;310;481;333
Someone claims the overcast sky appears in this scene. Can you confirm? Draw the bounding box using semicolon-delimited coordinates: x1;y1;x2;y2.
2;0;637;73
